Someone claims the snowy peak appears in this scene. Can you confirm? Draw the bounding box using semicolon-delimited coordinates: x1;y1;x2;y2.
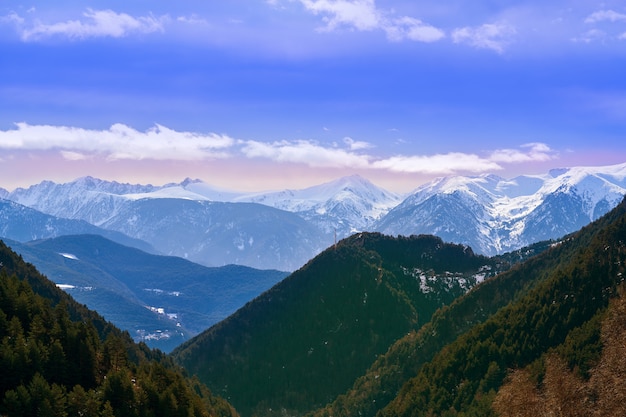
376;162;626;256
235;175;402;236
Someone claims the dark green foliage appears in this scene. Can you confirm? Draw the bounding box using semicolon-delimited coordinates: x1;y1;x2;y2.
311;197;626;417
0;240;237;417
7;234;288;352
173;234;500;416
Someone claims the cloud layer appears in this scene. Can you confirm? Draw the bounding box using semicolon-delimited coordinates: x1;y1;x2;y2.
3;3;624;52
0;123;557;176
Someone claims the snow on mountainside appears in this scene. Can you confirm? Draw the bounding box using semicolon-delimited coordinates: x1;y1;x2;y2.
3;163;626;267
234;175;402;237
375;163;626;255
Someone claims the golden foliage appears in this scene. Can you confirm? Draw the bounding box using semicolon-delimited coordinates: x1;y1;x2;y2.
494;287;626;417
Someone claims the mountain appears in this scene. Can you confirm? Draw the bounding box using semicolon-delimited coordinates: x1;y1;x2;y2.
0;198;155;253
0;238;237;416
171;233;508;416
6;234;288;352
375;163;626;255
235;175;402;238
5;178;329;271
313;196;626;416
4;163;626;269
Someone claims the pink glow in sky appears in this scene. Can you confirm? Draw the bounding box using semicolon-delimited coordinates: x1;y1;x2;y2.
1;2;625;192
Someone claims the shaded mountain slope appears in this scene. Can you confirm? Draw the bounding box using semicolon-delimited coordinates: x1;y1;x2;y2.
0;239;237;417
314;197;626;416
6;234;287;352
0;198;155;253
172;233;502;416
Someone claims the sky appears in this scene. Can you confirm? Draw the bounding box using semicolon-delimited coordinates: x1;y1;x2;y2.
1;0;625;193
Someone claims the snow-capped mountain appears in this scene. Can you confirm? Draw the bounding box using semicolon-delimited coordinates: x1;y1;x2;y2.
4;163;626;268
234;174;402;237
375;163;626;255
5;178;329;271
4;175;399;270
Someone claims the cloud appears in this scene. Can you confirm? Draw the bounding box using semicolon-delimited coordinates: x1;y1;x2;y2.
385;16;445;43
572;28;607;44
451;22;516;53
1;122;559;176
240;139;372;168
584;10;626;24
343;137;373;151
489;142;556;163
0;123;235;160
4;8;168;41
576;9;626;43
0;12;25;25
372;153;502;174
295;0;444;43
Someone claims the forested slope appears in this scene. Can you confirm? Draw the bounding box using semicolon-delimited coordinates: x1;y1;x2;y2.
173;234;502;416
313;197;626;416
0;240;237;417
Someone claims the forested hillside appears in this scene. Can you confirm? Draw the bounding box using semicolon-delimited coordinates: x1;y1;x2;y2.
0;240;236;417
313;197;626;416
173;233;504;416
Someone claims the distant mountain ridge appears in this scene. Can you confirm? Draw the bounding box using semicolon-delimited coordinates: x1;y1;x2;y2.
3;162;626;269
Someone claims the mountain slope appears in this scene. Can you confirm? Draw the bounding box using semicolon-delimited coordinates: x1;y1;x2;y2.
5;179;329;271
5;163;626;269
0;198;155;253
314;197;626;417
236;175;402;237
6;234;288;352
376;163;626;255
0;239;237;417
172;233;503;416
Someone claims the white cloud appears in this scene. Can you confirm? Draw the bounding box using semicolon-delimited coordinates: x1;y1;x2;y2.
240;139;372;168
300;0;381;31
60;151;91;161
8;9;168;41
372;153;502;174
343;137;373;151
489;142;556;163
451;22;516;53
385;16;445;42
176;15;209;26
584;10;626;24
572;28;607;44
1;122;559;176
0;123;235;160
0;12;25;25
296;0;444;43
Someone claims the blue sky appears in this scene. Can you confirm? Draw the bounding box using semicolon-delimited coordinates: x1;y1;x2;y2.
1;1;625;192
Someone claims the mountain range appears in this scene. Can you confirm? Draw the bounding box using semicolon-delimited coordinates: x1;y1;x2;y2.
2;162;626;271
173;191;626;416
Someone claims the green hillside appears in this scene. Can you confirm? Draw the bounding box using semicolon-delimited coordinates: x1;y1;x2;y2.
172;233;504;416
0;239;237;417
313;197;626;416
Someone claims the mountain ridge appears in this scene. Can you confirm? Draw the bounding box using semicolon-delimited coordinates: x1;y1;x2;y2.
3;162;626;270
